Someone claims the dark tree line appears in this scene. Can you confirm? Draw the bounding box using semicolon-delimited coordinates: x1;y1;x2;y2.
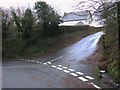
2;1;61;40
2;1;61;58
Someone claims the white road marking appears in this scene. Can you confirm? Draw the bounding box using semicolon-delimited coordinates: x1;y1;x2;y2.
69;50;75;53
70;73;78;77
51;65;57;68
30;60;34;62
43;63;47;65
51;56;63;62
47;62;51;64
38;62;41;64
68;69;75;72
36;61;40;64
90;83;101;89
76;72;84;75
78;77;88;82
58;65;62;67
56;67;63;70
20;58;101;89
30;60;35;62
85;76;94;80
63;70;70;73
62;66;68;69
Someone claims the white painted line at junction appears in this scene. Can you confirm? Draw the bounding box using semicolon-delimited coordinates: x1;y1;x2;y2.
20;58;101;89
62;66;68;69
70;73;78;77
30;60;35;62
39;62;42;63
47;62;51;64
56;67;63;70
76;72;84;75
68;69;75;72
51;65;57;68
85;76;94;80
58;65;62;67
78;77;88;82
63;70;70;73
31;60;34;62
90;83;101;89
43;63;47;65
36;61;40;64
37;62;41;64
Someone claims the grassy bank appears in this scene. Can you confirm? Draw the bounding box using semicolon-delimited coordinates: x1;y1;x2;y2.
3;27;101;59
97;25;119;84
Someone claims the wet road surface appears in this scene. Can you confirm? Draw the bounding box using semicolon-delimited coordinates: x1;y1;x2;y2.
2;31;105;88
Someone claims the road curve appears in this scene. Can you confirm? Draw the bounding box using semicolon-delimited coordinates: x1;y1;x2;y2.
2;31;104;88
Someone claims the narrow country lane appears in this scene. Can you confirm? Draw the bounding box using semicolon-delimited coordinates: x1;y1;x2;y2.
2;31;105;88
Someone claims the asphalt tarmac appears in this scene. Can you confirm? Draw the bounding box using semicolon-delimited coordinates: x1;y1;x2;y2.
2;31;105;88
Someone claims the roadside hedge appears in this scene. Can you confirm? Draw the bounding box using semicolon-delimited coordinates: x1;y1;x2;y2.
58;25;90;33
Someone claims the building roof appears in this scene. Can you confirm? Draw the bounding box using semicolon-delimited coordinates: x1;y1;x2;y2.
62;10;90;22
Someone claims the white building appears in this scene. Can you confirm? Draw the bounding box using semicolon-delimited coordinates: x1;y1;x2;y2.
59;10;92;26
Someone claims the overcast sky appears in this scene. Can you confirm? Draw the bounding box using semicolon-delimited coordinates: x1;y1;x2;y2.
1;0;118;27
1;0;118;15
1;0;81;15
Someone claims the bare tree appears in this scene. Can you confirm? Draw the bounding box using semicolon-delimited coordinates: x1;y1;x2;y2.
75;0;118;25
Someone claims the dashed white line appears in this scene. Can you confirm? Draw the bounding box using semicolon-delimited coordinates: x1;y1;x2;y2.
78;77;88;82
90;83;101;89
38;62;41;64
85;76;94;80
68;69;75;72
51;65;57;68
20;58;100;89
56;67;63;70
31;60;35;62
62;66;68;69
47;62;51;64
76;72;84;75
63;70;70;73
58;65;62;67
43;63;47;65
70;73;78;77
36;61;40;64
